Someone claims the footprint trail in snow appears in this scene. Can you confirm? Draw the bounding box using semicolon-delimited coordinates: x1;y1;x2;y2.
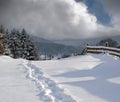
22;60;76;102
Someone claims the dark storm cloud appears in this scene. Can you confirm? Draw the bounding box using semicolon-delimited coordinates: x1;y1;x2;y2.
0;0;73;37
0;0;11;13
0;0;10;7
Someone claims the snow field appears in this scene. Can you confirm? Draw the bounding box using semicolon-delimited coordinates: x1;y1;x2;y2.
0;56;40;102
0;54;120;102
22;60;76;102
33;54;120;102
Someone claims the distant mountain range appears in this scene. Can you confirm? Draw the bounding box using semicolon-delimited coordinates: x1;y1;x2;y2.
31;35;120;56
30;35;81;56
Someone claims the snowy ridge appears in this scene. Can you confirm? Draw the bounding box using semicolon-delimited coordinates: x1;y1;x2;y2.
22;60;76;102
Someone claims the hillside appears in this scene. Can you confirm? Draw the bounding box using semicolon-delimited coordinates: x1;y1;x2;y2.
35;42;81;56
34;54;120;102
31;35;81;56
0;54;120;102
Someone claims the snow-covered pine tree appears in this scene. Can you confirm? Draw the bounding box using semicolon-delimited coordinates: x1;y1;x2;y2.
8;29;19;58
2;29;11;56
0;25;39;60
0;25;8;55
20;29;39;60
0;25;5;34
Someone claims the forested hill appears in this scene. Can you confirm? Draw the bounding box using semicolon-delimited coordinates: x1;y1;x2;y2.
31;35;81;57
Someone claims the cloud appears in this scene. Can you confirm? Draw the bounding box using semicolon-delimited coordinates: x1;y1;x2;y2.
101;0;120;30
0;0;120;40
101;0;120;13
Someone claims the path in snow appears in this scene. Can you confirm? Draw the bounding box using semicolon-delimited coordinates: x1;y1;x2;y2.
0;56;40;102
22;60;76;102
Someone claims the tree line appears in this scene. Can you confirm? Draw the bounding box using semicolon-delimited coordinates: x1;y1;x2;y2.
96;38;119;48
0;25;39;60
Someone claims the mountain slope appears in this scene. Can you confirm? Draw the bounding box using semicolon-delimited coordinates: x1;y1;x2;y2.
35;42;81;55
0;56;40;102
30;35;53;43
31;35;81;56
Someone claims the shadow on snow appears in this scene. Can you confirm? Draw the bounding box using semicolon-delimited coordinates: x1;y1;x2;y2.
53;57;120;102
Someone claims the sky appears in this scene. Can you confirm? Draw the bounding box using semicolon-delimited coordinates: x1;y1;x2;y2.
0;0;120;40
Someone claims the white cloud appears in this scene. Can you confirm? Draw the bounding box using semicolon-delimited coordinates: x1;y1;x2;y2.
101;0;120;33
0;0;120;40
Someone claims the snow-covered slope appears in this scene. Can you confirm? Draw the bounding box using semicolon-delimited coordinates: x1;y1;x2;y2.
33;54;120;102
0;56;40;102
0;54;120;102
0;56;75;102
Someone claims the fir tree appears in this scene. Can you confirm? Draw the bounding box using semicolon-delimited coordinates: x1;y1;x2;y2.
0;25;39;60
0;25;5;34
